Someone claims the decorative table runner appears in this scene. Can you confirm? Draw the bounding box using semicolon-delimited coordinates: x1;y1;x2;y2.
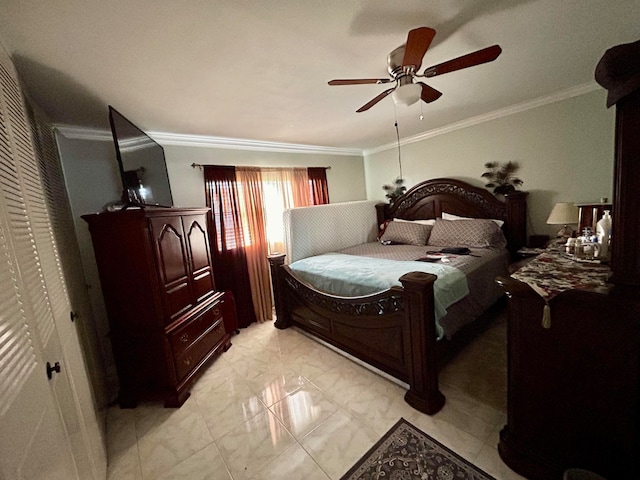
511;251;612;328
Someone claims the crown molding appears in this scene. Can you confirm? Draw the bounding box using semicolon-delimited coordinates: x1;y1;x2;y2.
363;82;601;156
149;131;362;156
53;125;363;157
53;83;600;157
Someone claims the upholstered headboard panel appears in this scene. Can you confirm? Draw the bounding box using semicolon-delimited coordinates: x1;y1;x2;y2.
283;200;378;263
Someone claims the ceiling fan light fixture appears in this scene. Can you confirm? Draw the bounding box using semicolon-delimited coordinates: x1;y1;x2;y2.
391;83;422;106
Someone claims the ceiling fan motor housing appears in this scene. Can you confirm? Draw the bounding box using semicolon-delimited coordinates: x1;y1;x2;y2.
388;45;414;78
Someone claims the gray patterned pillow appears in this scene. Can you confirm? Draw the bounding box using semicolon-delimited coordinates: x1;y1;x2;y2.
379;220;432;246
428;218;507;249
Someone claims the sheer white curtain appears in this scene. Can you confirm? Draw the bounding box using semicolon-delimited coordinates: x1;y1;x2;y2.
259;168;309;254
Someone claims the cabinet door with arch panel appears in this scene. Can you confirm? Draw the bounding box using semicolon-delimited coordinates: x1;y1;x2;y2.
182;214;215;305
149;215;194;325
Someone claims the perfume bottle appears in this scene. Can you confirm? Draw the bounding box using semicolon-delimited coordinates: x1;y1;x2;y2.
596;210;612;259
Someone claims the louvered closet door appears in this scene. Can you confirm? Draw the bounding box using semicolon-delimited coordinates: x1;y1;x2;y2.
27;103;106;478
0;49;80;479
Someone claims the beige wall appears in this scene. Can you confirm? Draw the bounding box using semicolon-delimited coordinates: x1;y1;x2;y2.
162;145;366;208
364;89;616;240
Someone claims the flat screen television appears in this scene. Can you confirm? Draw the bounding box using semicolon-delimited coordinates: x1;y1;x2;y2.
108;106;173;207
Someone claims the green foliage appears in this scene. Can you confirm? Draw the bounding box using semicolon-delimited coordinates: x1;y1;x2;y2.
382;177;406;204
481;161;523;194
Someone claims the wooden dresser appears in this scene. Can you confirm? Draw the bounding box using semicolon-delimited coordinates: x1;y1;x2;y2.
496;253;640;479
83;207;233;407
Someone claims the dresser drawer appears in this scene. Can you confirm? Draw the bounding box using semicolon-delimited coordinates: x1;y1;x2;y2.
173;317;226;381
169;302;223;358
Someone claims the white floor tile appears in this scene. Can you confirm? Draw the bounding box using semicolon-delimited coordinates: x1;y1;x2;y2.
300;409;381;480
215;410;297;480
268;382;340;440
105;317;519;480
135;398;215;479
156;443;232;480
248;443;330;480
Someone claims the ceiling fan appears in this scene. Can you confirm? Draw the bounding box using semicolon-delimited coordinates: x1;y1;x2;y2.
328;27;502;113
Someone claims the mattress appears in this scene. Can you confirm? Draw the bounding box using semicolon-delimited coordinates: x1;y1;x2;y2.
296;242;509;338
288;252;469;338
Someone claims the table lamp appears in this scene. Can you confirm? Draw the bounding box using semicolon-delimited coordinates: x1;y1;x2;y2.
547;202;579;241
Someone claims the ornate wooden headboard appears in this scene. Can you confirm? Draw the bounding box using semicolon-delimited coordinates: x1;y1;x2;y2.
375;178;528;258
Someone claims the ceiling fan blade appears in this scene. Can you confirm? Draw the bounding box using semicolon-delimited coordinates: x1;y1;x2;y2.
356;88;396;113
423;45;502;77
418;82;442;103
402;27;436;70
328;78;392;86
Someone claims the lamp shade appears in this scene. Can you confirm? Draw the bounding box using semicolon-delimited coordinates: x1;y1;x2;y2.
391;83;422;106
546;202;579;225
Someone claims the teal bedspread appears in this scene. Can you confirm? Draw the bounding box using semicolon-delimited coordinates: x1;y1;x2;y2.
288;253;469;333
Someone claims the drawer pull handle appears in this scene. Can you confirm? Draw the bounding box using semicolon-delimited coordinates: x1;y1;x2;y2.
212;308;220;316
179;333;189;343
183;356;192;367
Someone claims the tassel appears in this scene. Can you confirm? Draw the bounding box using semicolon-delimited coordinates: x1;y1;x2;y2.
542;304;551;329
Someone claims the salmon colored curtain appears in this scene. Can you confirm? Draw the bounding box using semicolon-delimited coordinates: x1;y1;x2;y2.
308;167;329;205
292;168;311;208
236;167;273;323
203;165;256;327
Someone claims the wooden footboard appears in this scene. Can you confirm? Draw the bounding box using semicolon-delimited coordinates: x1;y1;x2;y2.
268;253;445;414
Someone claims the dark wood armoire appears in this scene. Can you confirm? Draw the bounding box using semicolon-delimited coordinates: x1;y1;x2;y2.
497;41;640;479
83;207;235;408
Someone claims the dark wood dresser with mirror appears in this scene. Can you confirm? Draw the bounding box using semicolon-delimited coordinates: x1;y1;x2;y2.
83;207;235;408
496;43;640;479
575;202;612;234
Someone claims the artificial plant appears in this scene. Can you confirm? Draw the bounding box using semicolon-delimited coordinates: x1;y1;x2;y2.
382;177;406;204
481;161;523;194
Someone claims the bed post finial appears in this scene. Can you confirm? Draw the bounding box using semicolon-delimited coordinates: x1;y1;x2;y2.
268;254;290;329
375;203;388;228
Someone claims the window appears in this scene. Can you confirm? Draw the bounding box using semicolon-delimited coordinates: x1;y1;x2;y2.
203;165;328;324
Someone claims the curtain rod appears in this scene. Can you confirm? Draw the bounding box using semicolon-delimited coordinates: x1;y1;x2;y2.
190;163;331;171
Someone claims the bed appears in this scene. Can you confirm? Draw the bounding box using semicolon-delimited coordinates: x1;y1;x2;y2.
268;178;527;414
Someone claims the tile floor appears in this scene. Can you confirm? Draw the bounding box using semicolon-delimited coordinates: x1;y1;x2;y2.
106;313;526;480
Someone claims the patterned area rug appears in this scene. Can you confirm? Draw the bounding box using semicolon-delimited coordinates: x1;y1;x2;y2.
340;418;495;480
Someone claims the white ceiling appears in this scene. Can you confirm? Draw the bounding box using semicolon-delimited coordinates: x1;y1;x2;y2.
0;0;638;151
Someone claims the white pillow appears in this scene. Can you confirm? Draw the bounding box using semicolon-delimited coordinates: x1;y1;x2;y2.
394;218;436;226
442;211;504;228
